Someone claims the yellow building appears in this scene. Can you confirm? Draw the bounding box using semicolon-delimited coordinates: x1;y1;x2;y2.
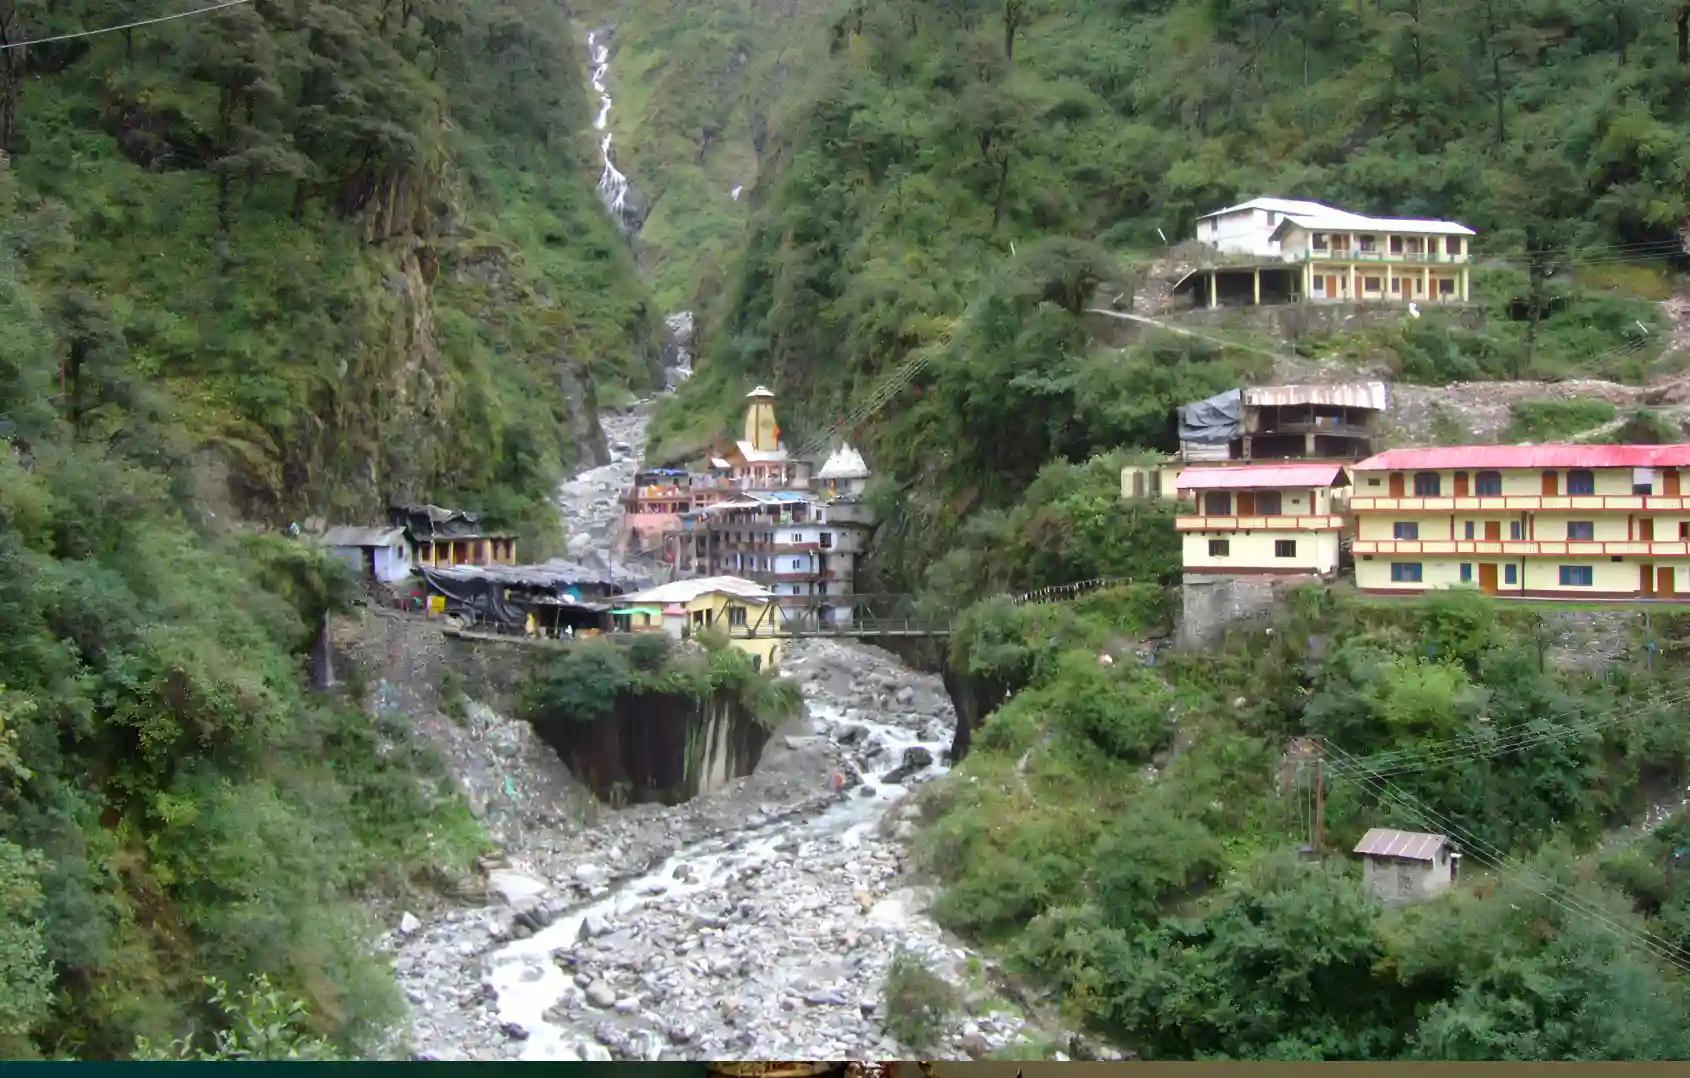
617;575;788;670
1351;445;1690;599
1174;463;1348;576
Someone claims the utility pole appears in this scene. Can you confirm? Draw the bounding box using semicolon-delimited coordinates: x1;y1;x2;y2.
1313;739;1326;859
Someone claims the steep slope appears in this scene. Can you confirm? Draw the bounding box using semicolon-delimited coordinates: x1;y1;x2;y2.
1;0;660;548
653;0;1690;586
0;0;659;1058
572;0;843;313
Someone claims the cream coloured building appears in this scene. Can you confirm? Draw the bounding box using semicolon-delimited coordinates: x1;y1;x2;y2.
1174;463;1348;577
1351;444;1690;598
1182;197;1474;309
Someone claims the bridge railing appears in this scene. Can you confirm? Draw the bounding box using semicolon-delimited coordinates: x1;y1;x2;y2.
1010;576;1136;605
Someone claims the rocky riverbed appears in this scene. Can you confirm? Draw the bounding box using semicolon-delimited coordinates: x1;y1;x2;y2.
387;641;1079;1060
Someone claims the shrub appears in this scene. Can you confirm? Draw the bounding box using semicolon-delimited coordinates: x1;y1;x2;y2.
522;641;633;722
883;948;958;1051
1504;399;1616;442
1092;806;1225;929
1045;651;1173;761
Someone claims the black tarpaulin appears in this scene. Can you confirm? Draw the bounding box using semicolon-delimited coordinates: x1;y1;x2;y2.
1178;387;1242;444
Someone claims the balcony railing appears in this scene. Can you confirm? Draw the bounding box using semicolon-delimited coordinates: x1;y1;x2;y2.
1176;514;1345;531
1354;538;1689;557
1352;494;1689;513
1306;248;1469;264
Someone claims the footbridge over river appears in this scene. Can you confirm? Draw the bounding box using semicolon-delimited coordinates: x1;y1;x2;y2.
727;577;1138;641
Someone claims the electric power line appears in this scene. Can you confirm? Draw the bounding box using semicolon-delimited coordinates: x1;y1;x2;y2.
1321;741;1690;975
0;0;252;50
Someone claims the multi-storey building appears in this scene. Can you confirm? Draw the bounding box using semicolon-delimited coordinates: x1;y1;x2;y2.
1351;445;1690;599
1179;197;1474;309
659;390;875;628
1175;463;1349;578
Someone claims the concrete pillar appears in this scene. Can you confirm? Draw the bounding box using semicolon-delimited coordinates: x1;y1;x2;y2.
1460;266;1470;302
1208;272;1218;309
1422;265;1430;300
1385;263;1393;301
1303;262;1312;301
1348;264;1357;302
1252;268;1261;305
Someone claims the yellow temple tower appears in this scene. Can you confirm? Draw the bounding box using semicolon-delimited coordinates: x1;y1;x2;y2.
743;385;780;452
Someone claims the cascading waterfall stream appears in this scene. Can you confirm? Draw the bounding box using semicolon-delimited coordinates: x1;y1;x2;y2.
588;30;634;228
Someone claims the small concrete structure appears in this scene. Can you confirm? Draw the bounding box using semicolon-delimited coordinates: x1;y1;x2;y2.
1354;827;1458;904
318;525;414;583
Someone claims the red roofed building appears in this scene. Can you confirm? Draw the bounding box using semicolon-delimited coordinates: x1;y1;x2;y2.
1173;462;1349;577
1350;443;1690;599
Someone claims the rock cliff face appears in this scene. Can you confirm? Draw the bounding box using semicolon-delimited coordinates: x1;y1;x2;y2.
529;689;774;806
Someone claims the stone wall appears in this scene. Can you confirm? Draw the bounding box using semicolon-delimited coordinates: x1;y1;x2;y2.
1178;574;1288;649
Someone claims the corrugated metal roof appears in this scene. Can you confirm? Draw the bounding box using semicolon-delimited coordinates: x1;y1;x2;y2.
1243;382;1389;410
1175;463;1345;490
621;575;772;605
1353;827;1448;862
320;525;407;548
1355;444;1690;471
1198;197;1342;220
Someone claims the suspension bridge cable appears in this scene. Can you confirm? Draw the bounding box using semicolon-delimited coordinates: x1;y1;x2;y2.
1321;741;1690;974
0;0;252;49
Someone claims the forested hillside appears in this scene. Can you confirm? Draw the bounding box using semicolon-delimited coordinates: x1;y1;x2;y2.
0;0;655;1057
654;0;1690;587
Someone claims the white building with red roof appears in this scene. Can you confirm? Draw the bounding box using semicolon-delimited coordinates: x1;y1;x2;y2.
1351;443;1690;598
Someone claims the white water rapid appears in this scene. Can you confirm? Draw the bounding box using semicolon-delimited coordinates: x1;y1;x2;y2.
589;30;633;226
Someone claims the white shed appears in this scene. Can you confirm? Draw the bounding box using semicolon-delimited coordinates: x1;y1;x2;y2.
1353;827;1458;904
320;526;414;583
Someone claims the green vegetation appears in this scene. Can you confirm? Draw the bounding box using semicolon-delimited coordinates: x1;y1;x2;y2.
920;587;1690;1058
2;0;657;548
1505;398;1619;441
521;633;801;730
883;947;958;1052
0;0;661;1057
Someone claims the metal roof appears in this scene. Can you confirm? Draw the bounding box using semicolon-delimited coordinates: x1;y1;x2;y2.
1355;444;1690;471
746;385;776;399
421;559;616;589
1198;197;1343;220
732;440;790;464
319;525;407;548
1353;828;1448;862
1175;463;1346;491
620;575;772;605
1243;382;1388;410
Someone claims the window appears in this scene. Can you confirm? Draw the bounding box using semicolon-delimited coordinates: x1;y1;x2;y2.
1209;539;1230;557
1390;235;1404;254
1464;521;1476;539
1312;233;1328;251
1365;276;1382;291
1559;565;1594;587
1474;470;1502;495
1359;235;1376;252
1460;563;1472;582
1407;236;1424;254
1204;491;1232;515
1394;521;1420;540
1510;521;1524;540
819;532;833;549
1505;564;1518;585
1254;491;1282;515
791;559;803;570
1567;469;1595;495
1439;278;1455;295
729;605;748;627
1445;236;1462;256
1391;562;1424;583
1275;540;1297;558
1413;472;1442;496
1567;521;1595;541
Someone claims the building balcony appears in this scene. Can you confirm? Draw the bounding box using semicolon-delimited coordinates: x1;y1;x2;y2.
1303;249;1469;265
1353;538;1690;558
1258;420;1373;438
1176;514;1345;532
1352;494;1690;513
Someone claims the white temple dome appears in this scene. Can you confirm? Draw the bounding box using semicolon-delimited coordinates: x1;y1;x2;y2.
817;443;870;480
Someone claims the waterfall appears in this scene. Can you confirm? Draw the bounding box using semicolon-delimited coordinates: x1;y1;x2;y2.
588;30;637;230
663;309;694;388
